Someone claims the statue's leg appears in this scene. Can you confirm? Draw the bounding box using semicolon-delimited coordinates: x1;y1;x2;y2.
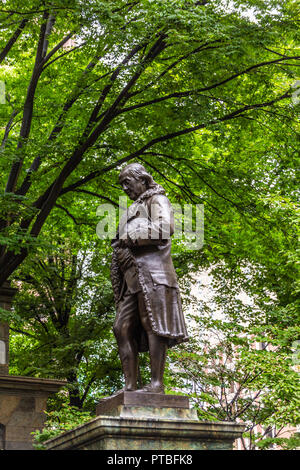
147;332;168;393
137;293;168;393
113;293;140;391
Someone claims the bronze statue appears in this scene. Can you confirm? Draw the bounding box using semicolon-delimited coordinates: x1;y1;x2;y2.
111;163;188;393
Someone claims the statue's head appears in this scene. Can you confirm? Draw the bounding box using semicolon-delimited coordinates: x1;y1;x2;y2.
119;163;158;201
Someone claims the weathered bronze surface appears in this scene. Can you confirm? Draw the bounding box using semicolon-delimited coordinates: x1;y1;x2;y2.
111;163;189;394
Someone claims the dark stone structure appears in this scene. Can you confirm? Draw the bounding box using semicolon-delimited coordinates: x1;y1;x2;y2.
0;375;65;450
0;282;65;450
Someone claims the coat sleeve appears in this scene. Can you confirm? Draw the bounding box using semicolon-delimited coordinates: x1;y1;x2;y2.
128;195;174;246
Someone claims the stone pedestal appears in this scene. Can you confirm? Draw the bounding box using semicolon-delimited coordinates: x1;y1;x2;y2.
44;391;245;450
0;375;65;450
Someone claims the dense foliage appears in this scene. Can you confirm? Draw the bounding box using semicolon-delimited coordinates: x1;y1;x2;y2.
0;0;299;450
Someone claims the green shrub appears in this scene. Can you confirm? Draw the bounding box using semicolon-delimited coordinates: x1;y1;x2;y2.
32;404;94;450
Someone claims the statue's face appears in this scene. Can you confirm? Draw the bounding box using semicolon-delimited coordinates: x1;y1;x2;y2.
119;172;147;201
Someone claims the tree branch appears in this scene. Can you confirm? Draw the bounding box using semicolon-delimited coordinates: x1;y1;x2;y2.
73;189;119;207
15;65;116;197
54;203;81;226
0;83;292;286
0;17;28;64
5;10;52;193
27;35;168;236
119;55;300;116
9;326;37;339
60;89;291;196
126;39;224;101
41;30;75;66
42;41;86;71
80;40;149;142
100;89;292;171
1;108;19;149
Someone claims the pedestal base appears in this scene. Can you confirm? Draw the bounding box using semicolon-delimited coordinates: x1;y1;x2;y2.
45;392;244;450
0;375;65;450
96;390;197;421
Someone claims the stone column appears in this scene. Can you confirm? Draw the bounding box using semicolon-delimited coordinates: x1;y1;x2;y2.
0;281;66;450
0;282;18;375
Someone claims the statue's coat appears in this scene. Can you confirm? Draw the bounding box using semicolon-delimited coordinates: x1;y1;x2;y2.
111;188;189;352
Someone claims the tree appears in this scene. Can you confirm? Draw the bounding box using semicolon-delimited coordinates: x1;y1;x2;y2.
1;0;299;448
9;234;124;409
0;0;299;286
168;305;300;450
165;193;299;450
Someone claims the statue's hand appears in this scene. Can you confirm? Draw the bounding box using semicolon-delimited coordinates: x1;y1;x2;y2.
115;239;126;248
118;236;135;248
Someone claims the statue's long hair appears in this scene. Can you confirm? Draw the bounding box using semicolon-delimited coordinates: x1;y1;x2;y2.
119;163;160;190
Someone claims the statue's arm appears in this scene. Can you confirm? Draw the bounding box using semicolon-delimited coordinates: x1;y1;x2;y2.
128;195;174;246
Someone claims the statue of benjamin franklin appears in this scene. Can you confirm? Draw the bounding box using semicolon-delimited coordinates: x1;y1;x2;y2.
111;163;188;394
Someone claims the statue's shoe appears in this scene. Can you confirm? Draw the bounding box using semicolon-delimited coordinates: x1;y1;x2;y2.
136;384;165;394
